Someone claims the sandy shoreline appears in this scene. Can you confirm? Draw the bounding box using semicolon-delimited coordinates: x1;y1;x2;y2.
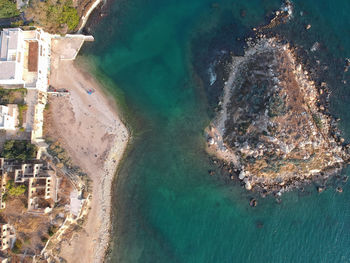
46;43;129;262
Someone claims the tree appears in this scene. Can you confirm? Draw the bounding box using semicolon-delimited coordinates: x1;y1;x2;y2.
2;140;37;161
0;0;20;19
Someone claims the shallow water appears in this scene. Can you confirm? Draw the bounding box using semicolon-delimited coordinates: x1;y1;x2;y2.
83;0;350;262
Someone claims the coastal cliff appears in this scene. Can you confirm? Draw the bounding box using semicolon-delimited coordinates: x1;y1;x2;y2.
207;38;350;194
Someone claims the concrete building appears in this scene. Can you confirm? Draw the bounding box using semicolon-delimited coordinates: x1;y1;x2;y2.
69;189;84;217
0;223;15;251
0;28;51;143
0;28;25;86
13;161;57;213
0;105;18;130
0;28;51;92
3;159;57;213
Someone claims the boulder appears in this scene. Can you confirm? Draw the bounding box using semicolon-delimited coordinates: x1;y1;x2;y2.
245;181;252;190
208;137;215;145
317;186;324;193
249;198;257;207
238;171;245;180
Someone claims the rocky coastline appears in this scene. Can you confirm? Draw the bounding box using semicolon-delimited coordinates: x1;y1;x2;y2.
206;34;350;198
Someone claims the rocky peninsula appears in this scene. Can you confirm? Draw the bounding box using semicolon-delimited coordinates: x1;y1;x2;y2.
207;37;350;195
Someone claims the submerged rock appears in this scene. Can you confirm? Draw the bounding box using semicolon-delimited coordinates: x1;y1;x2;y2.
317;186;325;193
250;198;258;207
336;187;343;193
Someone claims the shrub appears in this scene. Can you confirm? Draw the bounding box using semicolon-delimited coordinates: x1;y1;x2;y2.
45;102;50;110
17;104;27;127
25;0;80;33
312;113;323;129
11;20;24;27
47;142;72;167
12;239;22;254
6;180;26;196
0;0;19;19
60;0;79;31
0;88;26;104
48;225;57;236
1;193;7;202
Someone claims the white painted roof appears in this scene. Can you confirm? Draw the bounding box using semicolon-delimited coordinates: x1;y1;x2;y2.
0;105;16;130
0;28;21;60
0;61;16;80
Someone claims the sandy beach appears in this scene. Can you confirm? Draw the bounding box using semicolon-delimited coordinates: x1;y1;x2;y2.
45;43;129;262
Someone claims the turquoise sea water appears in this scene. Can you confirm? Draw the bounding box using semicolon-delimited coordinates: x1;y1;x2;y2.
83;0;350;262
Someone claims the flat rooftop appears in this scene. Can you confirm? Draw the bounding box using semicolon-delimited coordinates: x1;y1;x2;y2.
0;62;16;80
0;28;21;61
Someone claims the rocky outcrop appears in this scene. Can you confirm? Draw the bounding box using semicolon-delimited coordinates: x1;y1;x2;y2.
207;38;350;193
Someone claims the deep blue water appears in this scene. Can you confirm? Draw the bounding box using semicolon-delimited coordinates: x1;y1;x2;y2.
83;0;350;262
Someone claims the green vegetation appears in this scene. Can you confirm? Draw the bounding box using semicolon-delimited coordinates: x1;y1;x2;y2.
48;141;72;167
0;0;20;19
2;140;37;160
312;113;323;129
41;236;48;243
6;180;26;196
0;88;27;105
59;0;80;30
25;0;80;33
17;104;27;127
10;20;24;27
12;239;23;254
47;140;92;192
48;225;57;236
45;102;50;110
1;193;7;202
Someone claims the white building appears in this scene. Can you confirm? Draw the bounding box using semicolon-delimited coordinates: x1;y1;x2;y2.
0;28;24;86
0;28;51;92
0;105;18;130
0;28;51;143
